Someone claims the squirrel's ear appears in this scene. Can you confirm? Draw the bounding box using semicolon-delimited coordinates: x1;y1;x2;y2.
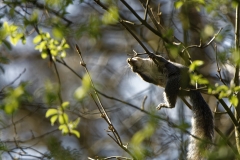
151;55;167;66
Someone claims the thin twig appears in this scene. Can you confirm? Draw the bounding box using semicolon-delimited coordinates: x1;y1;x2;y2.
75;45;137;158
214;43;227;85
121;21;151;54
218;98;238;127
215;126;238;156
143;0;150;21
0;68;26;91
141;95;147;110
119;0;170;43
182;28;223;53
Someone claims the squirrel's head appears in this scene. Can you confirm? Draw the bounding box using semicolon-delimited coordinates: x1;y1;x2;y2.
127;57;168;87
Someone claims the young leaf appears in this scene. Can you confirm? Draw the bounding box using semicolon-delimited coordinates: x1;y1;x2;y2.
189;60;204;72
174;1;183;9
33;35;42;44
46;109;58;118
50;115;58;126
61;101;69;109
58;113;69;124
71;130;80;138
230;96;239;107
59;124;68;134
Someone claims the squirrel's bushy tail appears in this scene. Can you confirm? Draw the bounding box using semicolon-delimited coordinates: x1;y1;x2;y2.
187;91;214;160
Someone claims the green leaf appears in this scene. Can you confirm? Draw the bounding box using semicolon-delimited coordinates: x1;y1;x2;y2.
82;74;91;89
53;27;64;39
60;51;66;58
189;60;204;72
216;85;229;92
33;35;42;44
61;101;69;109
234;86;240;92
197;77;209;85
73;118;80;128
102;6;119;24
58;113;69;124
46;108;58;118
50;115;58;126
230;96;239;107
59;124;68;134
41;52;48;59
174;1;183;9
71;130;80;138
208;87;213;94
10;34;23;45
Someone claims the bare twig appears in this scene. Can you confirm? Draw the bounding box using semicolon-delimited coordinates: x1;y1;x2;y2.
0;68;26;91
141;95;147;110
88;156;133;160
234;2;240;154
119;0;170;43
218;98;238;127
182;28;223;53
75;45;137;159
215;126;238;156
214;43;227;85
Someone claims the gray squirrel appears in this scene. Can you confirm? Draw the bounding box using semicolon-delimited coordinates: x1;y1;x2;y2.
127;53;214;160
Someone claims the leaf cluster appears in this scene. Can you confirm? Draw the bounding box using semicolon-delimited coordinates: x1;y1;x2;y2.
33;32;69;59
0;83;31;114
46;101;80;138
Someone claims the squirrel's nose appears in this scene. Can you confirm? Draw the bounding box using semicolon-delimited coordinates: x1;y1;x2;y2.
127;58;134;65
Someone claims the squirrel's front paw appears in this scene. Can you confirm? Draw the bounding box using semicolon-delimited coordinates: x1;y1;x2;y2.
156;103;169;110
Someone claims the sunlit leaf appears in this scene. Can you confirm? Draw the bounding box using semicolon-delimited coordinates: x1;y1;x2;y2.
234;86;240;92
219;91;227;99
61;101;69;109
216;85;229;92
59;124;68;134
71;130;80;138
46;109;58;118
60;51;66;58
197;77;209;84
230;96;238;107
73;118;80;128
41;52;48;59
102;6;119;24
50;115;58;126
174;1;183;9
58;113;69;124
33;35;42;44
53;27;63;39
189;60;204;72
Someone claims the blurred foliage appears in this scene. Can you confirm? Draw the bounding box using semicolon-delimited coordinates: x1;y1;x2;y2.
33;32;69;59
0;22;25;47
0;83;31;114
102;5;119;24
130;116;158;159
74;74;92;101
208;83;240;107
46;136;82;160
43;81;59;105
189;60;209;85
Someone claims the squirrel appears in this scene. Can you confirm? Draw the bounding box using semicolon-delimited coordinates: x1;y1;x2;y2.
127;53;214;160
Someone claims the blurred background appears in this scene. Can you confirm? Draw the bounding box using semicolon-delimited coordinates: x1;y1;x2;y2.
0;0;238;159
